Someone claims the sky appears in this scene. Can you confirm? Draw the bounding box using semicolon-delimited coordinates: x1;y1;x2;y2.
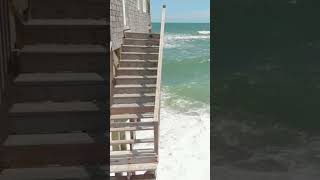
151;0;210;23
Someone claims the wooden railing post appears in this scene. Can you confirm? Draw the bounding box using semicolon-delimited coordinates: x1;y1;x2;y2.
154;4;166;156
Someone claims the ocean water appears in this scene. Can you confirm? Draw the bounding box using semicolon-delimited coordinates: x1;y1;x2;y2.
151;23;210;179
212;2;320;179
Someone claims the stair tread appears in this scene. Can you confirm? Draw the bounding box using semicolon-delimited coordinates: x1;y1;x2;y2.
113;93;155;98
110;138;154;145
111;103;154;109
118;67;157;70
120;59;158;63
115;75;157;79
110;126;154;132
121;52;158;55
110;114;154;120
110;149;157;164
125;32;160;35
110;149;156;158
3;133;101;146
110;121;156;128
14;73;104;83
122;45;159;48
124;38;160;41
110;163;157;173
18;44;106;53
25;19;108;26
115;84;156;88
0;166;107;180
10;101;100;114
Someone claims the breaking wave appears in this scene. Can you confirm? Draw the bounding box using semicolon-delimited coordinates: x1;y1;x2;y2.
164;33;210;49
157;88;210;180
198;30;210;35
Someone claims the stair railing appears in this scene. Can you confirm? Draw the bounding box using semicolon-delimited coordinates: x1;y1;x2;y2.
154;4;166;156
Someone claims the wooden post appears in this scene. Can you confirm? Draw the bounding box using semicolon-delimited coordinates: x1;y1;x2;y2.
154;4;166;156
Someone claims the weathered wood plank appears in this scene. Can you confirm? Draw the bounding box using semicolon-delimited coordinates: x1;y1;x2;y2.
1;133;107;168
0;166;108;180
110;138;154;145
110;163;157;173
110;126;153;132
110;113;153;120
111;150;157;165
111;103;154;115
22;19;109;44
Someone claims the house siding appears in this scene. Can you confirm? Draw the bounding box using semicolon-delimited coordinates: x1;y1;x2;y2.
125;0;151;33
110;0;124;50
110;0;151;49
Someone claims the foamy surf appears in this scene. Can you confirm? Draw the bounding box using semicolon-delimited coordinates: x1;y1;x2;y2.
166;34;210;41
133;89;210;179
151;23;210;179
198;30;210;35
156;106;210;180
164;33;210;49
157;89;210;180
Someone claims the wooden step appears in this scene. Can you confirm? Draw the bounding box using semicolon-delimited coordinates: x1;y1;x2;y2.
117;67;157;76
1;133;106;168
111;149;157;165
122;45;159;53
14;73;106;85
9;101;106;134
110;138;154;145
110;163;157;173
22;19;108;44
0;166;108;180
115;75;157;84
110;126;154;132
30;0;107;19
123;38;159;46
111;174;156;180
111;103;154;115
15;44;108;73
114;84;156;94
18;44;107;53
119;60;157;68
121;52;158;60
113;93;155;104
12;73;107;102
110;121;156;128
110;113;154;120
124;32;160;39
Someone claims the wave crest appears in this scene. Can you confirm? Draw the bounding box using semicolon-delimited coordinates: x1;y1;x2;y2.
198;31;210;35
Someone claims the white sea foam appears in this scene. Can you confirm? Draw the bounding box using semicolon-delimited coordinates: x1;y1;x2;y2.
133;89;210;179
167;34;210;41
198;31;210;35
156;106;210;180
164;33;210;49
157;89;210;180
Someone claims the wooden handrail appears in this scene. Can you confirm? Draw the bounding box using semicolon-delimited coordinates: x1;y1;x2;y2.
154;4;166;156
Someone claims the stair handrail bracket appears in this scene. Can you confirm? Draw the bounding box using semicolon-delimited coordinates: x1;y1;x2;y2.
154;4;166;156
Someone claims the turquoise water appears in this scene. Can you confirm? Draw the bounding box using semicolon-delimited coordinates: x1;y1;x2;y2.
152;23;210;111
151;23;210;180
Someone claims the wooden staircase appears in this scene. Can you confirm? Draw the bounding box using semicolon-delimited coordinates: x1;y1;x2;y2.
0;0;109;179
110;32;161;178
110;5;167;179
